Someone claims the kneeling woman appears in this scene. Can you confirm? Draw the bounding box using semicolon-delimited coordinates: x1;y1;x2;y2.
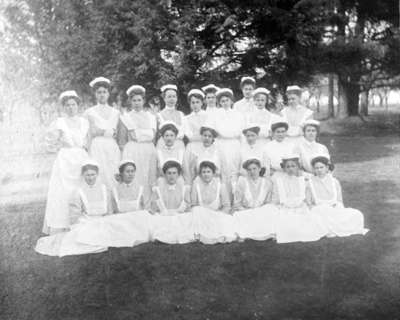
150;160;196;244
233;158;277;241
272;155;328;244
191;160;237;244
307;156;368;237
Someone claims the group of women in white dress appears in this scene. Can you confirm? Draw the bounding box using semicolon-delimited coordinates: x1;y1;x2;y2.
36;76;368;257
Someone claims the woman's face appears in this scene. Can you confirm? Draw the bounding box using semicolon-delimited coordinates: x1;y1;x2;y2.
130;94;144;111
83;169;98;186
284;160;299;176
64;98;79;117
165;167;179;184
190;96;203;113
273;127;287;142
200;167;214;183
201;130;214;147
242;84;254;99
313;162;328;177
219;96;232;109
254;93;267;110
164;90;177;108
287;93;300;107
245;131;258;145
205;93;217;108
163;130;177;147
304;125;318;142
247;163;261;179
95;86;110;105
121;164;136;184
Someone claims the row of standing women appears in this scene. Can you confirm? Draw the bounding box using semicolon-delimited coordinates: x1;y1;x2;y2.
37;76;368;257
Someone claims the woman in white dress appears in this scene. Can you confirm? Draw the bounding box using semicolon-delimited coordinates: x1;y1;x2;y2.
233;158;277;241
233;76;256;115
202;84;220;118
42;90;90;234
239;125;270;177
191;160;237;244
150;160;196;244
264;121;295;176
281;85;313;145
117;85;157;196
156;84;186;148
307;156;368;237
272;155;328;243
294;119;330;174
214;88;244;191
84;77;121;189
36;161;110;256
185;89;208;155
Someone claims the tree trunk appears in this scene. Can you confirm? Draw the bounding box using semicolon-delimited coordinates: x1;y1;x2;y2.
328;73;334;117
337;77;359;117
360;90;369;116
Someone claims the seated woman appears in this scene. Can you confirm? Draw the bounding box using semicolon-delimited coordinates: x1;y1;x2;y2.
294;119;330;174
190;160;237;244
307;156;368;237
150;160;196;244
233;158;277;241
35;161;110;257
272;155;328;244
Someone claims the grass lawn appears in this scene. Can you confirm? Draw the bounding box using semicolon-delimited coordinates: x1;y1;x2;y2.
1;134;400;320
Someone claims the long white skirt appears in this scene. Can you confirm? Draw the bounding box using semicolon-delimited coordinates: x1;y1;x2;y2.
234;204;278;241
150;212;197;244
89;136;120;189
191;206;238;244
43;147;89;234
218;139;241;178
275;205;329;244
311;205;368;237
122;141;157;190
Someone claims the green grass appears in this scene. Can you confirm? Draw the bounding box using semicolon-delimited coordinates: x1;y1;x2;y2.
1;135;400;320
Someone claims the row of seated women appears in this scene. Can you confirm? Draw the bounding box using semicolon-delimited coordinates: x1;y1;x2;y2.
35;153;368;257
42;76;327;238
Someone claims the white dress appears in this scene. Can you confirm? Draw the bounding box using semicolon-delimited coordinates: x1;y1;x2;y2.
191;177;237;244
264;139;295;176
156;144;185;180
119;110;157;193
150;178;196;244
239;141;270;176
42;117;90;234
294;138;330;173
233;97;256;114
205;106;221;119
245;108;281;145
85;105;121;189
185;110;208;155
281;105;313;145
36;183;110;257
273;174;328;243
233;176;277;241
157;107;187;148
308;175;368;237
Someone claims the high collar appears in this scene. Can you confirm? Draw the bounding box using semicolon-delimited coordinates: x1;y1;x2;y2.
165;105;176;111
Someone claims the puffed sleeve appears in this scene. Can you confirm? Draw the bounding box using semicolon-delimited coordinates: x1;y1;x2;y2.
190;181;200;207
233;177;246;211
116;118;129;149
219;183;231;214
106;189;113;214
305;182;314;207
183;149;196;184
334;177;344;206
182;185;192;212
69;190;84;225
149;186;161;214
263;179;273;204
111;188;119;213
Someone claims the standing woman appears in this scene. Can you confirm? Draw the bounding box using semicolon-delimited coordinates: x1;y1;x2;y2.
233;77;256;115
202;84;220;118
84;77;121;189
117;85;157;197
185;89;208;155
157;84;186;148
42;90;90;235
294;119;330;174
214;88;244;191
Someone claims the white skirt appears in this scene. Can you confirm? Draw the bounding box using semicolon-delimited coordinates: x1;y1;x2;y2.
311;205;368;237
191;206;238;244
234;204;278;241
275;205;329;244
217;139;241;177
43;147;89;233
89;136;121;189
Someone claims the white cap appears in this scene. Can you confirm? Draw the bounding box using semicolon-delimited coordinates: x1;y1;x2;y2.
270;119;289;131
126;85;146;96
240;76;256;85
311;153;331;161
242;123;261;134
281;153;300;161
59;90;80;102
187;89;205;99
119;159;136;169
302;119;320;127
201;84;220;93
81;159;100;168
89;77;111;88
160;84;178;93
200;119;219;136
253;87;270;97
286;85;302;93
159;120;179;135
216;88;234;100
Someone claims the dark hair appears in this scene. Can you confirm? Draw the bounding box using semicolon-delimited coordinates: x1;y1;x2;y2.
199;161;217;174
303;123;320;135
311;156;334;171
240;79;256;89
81;164;99;175
162;160;182;175
217;92;234;104
160;123;179;136
92;82;111;91
161;88;177;100
280;158;300;169
242;126;260;135
128;91;145;99
188;93;204;105
242;158;261;170
119;162;136;174
61;96;80;107
200;126;218;138
271;122;289;132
